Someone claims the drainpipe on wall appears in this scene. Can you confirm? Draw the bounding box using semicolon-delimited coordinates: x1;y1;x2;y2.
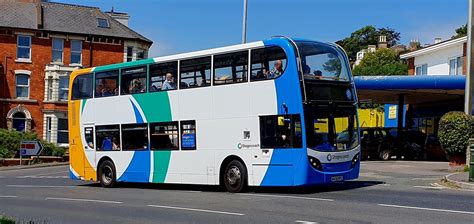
89;35;93;67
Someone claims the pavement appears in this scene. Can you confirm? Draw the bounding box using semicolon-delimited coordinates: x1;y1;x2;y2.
0;161;474;224
445;172;474;190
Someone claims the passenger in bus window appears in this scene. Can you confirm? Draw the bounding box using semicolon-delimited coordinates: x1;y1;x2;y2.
161;73;176;90
101;136;112;151
129;79;145;93
112;137;120;150
267;60;283;78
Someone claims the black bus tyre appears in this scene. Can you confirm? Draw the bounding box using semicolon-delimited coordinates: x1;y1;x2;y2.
98;160;116;188
223;160;247;193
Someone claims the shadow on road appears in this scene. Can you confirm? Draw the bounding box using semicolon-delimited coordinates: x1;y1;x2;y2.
78;180;384;194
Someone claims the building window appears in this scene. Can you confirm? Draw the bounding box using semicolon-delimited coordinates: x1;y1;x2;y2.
97;18;110;28
415;64;428;76
96;125;120;151
58;76;69;101
12;112;26;132
46;117;52;142
449;56;463;75
52;38;64;63
121;124;148;150
47;77;53;101
126;46;133;62
150;122;179;150
16;74;30;99
57;118;69;144
181;120;196;150
137;49;146;60
71;40;82;65
17;35;31;60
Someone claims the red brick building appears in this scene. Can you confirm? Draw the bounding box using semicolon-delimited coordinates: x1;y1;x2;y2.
0;0;152;146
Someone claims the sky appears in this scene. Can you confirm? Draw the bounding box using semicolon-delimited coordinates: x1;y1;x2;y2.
55;0;468;58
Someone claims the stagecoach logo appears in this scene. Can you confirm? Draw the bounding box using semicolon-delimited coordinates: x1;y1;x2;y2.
237;143;260;149
327;153;350;162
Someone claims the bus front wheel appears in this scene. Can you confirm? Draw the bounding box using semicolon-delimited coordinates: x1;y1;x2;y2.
223;160;247;193
98;160;116;188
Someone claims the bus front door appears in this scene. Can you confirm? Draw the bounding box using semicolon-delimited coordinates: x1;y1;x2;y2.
83;125;96;181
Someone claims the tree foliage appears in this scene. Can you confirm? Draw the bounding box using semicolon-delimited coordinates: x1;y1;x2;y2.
337;25;401;61
352;48;408;76
438;111;474;155
453;24;467;38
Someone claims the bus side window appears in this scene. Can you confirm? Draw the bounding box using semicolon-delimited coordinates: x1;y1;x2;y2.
71;73;93;100
121;66;147;95
95;70;119;98
149;61;178;92
96;125;121;151
121;123;148;150
259;114;300;148
84;127;94;149
150;122;179;150
181;120;196;150
213;51;248;85
250;46;287;81
180;57;211;88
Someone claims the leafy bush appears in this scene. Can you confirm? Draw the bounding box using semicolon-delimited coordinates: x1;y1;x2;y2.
0;129;37;158
0;215;15;224
40;142;66;157
438;111;474;155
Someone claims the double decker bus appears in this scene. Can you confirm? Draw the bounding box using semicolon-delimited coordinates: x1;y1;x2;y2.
68;37;360;192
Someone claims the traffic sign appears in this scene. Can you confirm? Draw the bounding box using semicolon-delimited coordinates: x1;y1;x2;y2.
20;140;43;156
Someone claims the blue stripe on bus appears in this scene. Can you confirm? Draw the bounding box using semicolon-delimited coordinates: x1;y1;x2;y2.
260;38;306;186
117;151;151;183
130;99;144;123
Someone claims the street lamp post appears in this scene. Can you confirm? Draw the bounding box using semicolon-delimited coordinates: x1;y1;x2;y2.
466;0;474;115
242;0;248;44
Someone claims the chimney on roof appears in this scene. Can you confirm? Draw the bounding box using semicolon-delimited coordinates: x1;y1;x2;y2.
36;1;43;29
409;39;421;51
378;35;388;49
434;38;442;44
106;7;130;27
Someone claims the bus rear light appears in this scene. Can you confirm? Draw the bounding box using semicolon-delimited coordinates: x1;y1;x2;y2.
308;156;323;171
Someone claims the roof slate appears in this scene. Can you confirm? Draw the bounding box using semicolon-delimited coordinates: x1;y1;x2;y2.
0;1;152;44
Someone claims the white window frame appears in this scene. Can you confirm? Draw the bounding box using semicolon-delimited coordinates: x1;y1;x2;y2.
16;35;32;61
58;75;69;101
15;71;31;99
415;64;428;76
448;56;463;75
52;38;64;63
70;40;83;65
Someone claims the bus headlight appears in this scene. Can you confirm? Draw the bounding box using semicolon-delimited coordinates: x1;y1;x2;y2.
308;156;323;171
351;153;359;168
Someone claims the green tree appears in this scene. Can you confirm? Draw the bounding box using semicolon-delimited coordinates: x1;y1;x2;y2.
453;24;467;38
337;25;401;61
352;48;408;76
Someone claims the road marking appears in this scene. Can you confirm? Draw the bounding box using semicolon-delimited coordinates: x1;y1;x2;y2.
378;204;474;215
0;195;18;198
6;185;76;188
413;186;444;190
32;170;69;176
46;197;123;204
17;175;69;179
147;205;245;216
295;220;319;224
240;193;334;202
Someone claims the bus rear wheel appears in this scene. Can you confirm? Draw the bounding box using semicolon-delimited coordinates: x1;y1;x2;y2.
223;160;247;193
98;160;116;188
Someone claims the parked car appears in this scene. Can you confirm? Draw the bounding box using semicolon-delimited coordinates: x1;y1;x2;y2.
388;129;446;161
360;127;397;160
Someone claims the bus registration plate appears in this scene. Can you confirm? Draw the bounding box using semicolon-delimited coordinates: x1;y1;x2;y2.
331;176;343;182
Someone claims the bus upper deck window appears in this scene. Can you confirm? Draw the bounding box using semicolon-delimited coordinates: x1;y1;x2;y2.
149;61;178;92
180;57;211;89
121;66;147;95
95;70;119;98
250;46;287;81
71;73;93;100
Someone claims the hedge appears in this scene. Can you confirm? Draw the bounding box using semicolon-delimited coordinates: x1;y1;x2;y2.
0;129;66;158
438;111;474;155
